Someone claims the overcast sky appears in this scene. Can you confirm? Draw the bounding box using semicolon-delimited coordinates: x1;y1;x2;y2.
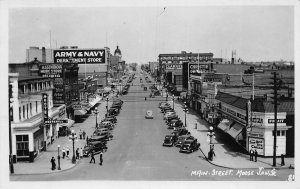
8;6;294;63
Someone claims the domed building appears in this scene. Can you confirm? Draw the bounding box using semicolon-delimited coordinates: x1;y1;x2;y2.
114;45;122;61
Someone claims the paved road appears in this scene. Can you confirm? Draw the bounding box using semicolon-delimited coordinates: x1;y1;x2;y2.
10;70;294;181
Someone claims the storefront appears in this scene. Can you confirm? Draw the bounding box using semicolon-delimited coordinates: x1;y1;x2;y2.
215;91;292;157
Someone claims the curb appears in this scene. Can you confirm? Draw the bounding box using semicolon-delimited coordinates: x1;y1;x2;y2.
198;147;293;170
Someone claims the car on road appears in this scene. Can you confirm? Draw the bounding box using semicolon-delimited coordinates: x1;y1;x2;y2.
172;128;191;137
102;117;117;124
89;135;108;142
179;139;200;153
145;110;154;119
108;108;120;116
82;141;107;157
168;120;183;129
166;114;179;122
98;121;114;130
159;103;170;109
163;135;178;146
175;135;194;147
164;111;176;119
93;129;113;140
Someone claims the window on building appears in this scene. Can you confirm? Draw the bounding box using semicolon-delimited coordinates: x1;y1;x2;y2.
10;107;13;121
16;135;29;157
36;101;38;112
26;104;29;119
23;106;25;119
19;107;21;120
174;75;182;85
281;131;285;136
30;103;32;116
277;131;281;136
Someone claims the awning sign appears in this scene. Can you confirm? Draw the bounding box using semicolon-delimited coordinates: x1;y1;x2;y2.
53;49;106;64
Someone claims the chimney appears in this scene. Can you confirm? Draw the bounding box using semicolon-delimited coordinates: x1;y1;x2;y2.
42;47;46;63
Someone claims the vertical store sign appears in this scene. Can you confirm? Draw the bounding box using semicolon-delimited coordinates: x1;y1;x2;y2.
246;100;252;132
42;93;48;121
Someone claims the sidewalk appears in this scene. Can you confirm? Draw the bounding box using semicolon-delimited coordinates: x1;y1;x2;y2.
168;98;294;170
12;94;115;175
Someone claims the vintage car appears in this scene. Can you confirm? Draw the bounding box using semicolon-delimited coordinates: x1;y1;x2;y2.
82;141;107;157
166;114;179;123
169;120;183;129
172;128;191;137
98;121;114;130
93;129;113;140
102;117;117;124
162;135;178;147
175;135;194;147
108;108;120;116
179;139;200;153
88;135;108;142
145;110;154;119
164;111;176;119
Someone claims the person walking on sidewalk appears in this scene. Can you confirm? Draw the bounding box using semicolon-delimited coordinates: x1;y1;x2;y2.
99;151;103;166
79;129;82;140
62;147;66;159
254;150;258;162
76;148;79;159
90;151;95;164
79;147;83;159
249;149;254;161
82;130;86;140
66;146;70;158
50;157;56;170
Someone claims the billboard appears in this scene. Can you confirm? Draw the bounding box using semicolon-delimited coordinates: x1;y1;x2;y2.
53;49;106;64
189;63;211;77
248;137;264;155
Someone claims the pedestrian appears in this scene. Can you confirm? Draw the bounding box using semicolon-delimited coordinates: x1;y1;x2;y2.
99;151;103;166
76;148;79;159
82;130;86;140
62;147;66;159
86;136;89;144
79;129;82;140
66;146;70;158
50;157;56;170
254;150;258;162
89;150;95;164
281;154;285;166
80;147;83;159
249;149;254;161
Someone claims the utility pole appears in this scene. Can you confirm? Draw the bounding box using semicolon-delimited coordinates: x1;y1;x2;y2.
270;72;281;167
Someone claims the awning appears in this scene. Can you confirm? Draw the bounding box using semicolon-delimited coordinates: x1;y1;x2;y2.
74;109;87;116
227;122;244;139
58;119;75;128
217;119;234;132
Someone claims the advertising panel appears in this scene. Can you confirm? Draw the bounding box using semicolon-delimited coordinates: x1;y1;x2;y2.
42;93;48;121
53;49;106;64
188;63;211;77
248;137;264;155
39;64;63;78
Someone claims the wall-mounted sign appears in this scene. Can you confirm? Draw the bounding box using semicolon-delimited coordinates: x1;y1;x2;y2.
189;63;211;77
53;49;106;64
72;104;83;110
166;64;182;70
248;137;264;155
42;93;48;121
45;119;68;124
268;119;286;124
39;64;63;78
246;100;252;129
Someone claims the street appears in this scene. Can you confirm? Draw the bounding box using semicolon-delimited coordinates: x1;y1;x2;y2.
10;71;294;181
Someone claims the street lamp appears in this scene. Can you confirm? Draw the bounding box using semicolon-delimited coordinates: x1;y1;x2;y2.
57;145;61;170
172;94;175;110
93;107;99;128
207;126;216;161
106;97;109;115
68;130;78;164
183;103;188;127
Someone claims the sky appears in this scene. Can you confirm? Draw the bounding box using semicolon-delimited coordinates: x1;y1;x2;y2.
8;6;294;64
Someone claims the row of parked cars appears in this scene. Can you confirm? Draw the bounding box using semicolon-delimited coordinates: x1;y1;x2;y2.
82;99;124;157
159;102;200;153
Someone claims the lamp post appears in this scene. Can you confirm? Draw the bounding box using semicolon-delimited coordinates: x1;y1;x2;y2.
68;130;78;164
93;107;99;128
207;126;216;161
57;145;61;170
183;103;188;127
172;94;175;110
106;97;109;115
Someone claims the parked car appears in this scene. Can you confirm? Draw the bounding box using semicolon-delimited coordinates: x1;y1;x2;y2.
82;141;107;157
159;103;170;109
102;117;117;124
93;129;113;140
175;135;194;147
163;135;178;146
179;139;200;153
167;119;181;127
98;121;114;130
158;102;168;108
145;110;154;119
89;135;108;142
164;111;176;119
172;128;191;137
168;120;183;129
108;108;119;116
166;114;179;122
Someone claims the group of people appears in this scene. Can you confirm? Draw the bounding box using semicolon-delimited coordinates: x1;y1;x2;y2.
249;149;258;162
79;129;86;140
89;150;104;166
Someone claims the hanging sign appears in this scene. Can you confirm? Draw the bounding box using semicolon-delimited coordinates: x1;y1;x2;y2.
42;93;48;121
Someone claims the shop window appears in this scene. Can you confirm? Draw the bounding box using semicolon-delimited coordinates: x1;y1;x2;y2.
16;135;29;157
281;131;285;136
277;131;281;136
